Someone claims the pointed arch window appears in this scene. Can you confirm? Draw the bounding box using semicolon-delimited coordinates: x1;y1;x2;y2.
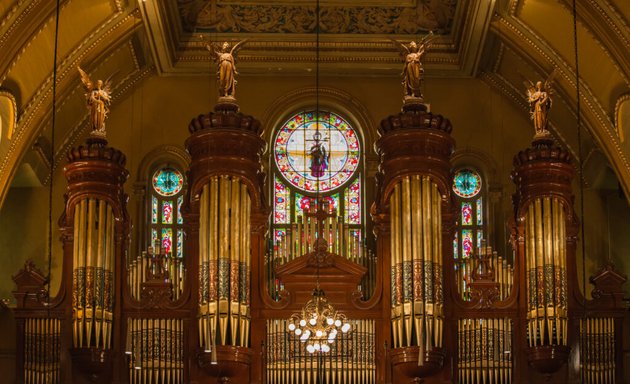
452;167;484;300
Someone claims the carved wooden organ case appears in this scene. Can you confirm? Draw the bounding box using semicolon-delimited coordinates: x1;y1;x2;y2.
10;99;627;383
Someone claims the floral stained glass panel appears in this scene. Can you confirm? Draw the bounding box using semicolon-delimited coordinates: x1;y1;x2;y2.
476;198;483;225
453;232;459;259
177;229;183;258
162;201;173;224
177;196;183;224
294;193;339;221
461;202;472;226
345;177;361;224
274;111;360;192
274;177;290;224
152;196;158;224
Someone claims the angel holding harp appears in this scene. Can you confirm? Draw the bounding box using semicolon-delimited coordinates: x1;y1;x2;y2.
78;66;113;137
525;71;555;138
205;39;248;100
391;31;435;100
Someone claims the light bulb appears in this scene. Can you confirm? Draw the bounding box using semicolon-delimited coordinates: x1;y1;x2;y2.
288;323;296;331
300;334;308;342
306;345;315;353
300;319;307;327
295;328;302;336
322;344;331;353
342;323;351;333
309;318;317;326
314;343;321;351
335;319;342;327
304;330;311;337
316;330;323;337
326;318;334;326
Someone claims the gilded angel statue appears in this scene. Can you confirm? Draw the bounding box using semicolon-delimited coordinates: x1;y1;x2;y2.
78;66;113;137
524;70;556;138
391;32;435;100
205;39;248;100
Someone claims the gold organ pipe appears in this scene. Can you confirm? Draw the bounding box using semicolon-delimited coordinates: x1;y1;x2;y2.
543;197;553;343
241;183;251;346
411;176;422;348
402;177;412;347
230;178;241;346
210;177;219;350
421;176;431;353
432;182;442;348
77;199;87;347
390;183;402;348
526;203;535;346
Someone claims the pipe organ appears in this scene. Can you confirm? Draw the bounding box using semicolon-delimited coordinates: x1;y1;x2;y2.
198;176;252;350
9;88;628;384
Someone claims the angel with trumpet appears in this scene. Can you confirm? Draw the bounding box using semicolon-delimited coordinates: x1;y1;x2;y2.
391;31;435;100
78;66;113;137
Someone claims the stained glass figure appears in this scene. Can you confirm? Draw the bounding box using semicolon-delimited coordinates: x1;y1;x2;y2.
162;201;173;224
162;228;173;256
177;229;183;258
452;169;482;198
152;168;184;197
274;111;360;192
453;232;458;259
462;229;473;258
461;202;472;226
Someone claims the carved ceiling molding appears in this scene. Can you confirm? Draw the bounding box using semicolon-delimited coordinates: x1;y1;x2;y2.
0;0;72;84
490;15;630;198
614;93;630;143
141;0;495;76
0;9;139;205
556;0;630;84
180;0;456;34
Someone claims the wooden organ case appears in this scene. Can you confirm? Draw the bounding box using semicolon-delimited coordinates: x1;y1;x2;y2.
9;100;628;383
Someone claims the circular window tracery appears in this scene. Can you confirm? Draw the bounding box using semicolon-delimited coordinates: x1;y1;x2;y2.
274;110;360;193
452;169;482;198
152;167;184;197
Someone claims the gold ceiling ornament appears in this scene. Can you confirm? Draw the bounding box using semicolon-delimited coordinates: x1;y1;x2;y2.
524;70;556;140
78;66;114;138
391;31;435;104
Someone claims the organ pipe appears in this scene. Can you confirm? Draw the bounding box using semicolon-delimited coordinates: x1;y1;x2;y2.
390;176;443;352
199;175;252;349
72;198;115;348
525;197;567;347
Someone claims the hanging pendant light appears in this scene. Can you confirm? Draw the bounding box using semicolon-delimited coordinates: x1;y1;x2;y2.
286;0;350;354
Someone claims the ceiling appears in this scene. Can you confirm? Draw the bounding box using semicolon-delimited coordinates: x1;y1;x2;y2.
0;0;628;206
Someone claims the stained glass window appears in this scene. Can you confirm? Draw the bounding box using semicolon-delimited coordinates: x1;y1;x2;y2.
149;165;186;262
453;169;482;198
152;168;184;197
452;167;485;302
274;111;360;193
270;109;365;302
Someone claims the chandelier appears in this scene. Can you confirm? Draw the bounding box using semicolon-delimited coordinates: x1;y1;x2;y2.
288;286;351;354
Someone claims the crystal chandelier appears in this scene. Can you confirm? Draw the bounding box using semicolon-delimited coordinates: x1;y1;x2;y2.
288;287;351;354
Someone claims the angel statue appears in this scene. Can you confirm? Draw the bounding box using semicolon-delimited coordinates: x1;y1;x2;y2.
78;66;113;137
205;39;248;101
391;32;435;101
525;71;556;138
